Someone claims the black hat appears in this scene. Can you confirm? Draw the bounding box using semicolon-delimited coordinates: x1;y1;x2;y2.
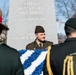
35;25;45;34
65;18;76;29
0;9;9;30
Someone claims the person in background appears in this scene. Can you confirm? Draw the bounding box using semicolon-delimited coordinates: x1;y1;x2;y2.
0;9;24;75
26;25;53;50
47;18;76;75
26;25;53;75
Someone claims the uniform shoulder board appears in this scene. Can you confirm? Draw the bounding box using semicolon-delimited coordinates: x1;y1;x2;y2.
63;53;76;75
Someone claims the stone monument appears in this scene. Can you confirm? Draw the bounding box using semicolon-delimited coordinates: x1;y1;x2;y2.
7;0;58;50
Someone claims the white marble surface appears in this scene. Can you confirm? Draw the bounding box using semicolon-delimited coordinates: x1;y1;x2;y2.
7;0;58;49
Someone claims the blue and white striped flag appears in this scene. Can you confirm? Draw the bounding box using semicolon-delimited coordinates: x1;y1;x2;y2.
19;49;47;75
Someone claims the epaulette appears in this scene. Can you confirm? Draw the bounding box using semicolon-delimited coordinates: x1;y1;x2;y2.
63;53;76;75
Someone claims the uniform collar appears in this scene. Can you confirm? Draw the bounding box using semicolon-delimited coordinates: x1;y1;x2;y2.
33;40;44;49
65;38;76;42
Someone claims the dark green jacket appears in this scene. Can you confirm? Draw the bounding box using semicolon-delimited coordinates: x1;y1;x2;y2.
26;40;53;50
0;44;24;75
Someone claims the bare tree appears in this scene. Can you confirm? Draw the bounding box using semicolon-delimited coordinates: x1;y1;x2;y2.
55;0;76;20
55;0;76;43
2;0;9;25
57;33;66;43
71;12;76;18
1;0;9;43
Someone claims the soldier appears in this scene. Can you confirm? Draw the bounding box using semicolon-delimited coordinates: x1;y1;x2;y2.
0;9;24;75
26;25;53;50
26;25;53;75
47;18;76;75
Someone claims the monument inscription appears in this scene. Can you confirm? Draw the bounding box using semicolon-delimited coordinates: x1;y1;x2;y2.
7;0;58;49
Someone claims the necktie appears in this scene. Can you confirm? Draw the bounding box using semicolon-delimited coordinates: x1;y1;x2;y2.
39;43;42;47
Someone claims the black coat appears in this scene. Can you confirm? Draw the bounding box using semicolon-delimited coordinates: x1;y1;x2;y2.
51;38;76;75
0;44;24;75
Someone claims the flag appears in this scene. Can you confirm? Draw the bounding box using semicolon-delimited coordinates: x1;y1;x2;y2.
19;49;47;75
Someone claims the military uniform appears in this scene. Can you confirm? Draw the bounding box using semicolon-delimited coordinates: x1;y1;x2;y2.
0;44;24;75
26;40;53;50
50;38;76;75
26;40;53;75
26;25;53;50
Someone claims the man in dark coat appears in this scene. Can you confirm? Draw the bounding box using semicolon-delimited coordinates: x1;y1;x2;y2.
0;9;24;75
26;25;53;75
47;18;76;75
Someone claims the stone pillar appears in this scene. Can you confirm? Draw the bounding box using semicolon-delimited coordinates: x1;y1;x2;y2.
7;0;58;49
